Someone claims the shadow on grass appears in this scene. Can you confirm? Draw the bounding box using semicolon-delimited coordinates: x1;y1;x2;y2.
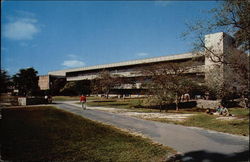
167;149;249;162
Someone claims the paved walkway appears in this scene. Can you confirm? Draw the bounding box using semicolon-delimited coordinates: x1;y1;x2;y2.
55;101;249;160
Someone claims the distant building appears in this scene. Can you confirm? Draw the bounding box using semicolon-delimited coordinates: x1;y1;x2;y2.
38;75;50;90
38;75;65;91
40;32;245;95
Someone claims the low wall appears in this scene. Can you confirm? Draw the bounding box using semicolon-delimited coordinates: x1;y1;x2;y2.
18;97;47;106
196;99;221;109
18;97;26;106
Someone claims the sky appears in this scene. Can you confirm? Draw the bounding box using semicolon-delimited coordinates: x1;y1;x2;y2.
1;1;221;75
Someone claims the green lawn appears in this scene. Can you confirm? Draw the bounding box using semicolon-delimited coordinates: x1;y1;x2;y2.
53;96;103;101
81;97;161;113
53;96;80;101
148;108;249;136
86;98;141;108
229;108;249;118
1;106;175;161
53;96;111;102
182;113;249;136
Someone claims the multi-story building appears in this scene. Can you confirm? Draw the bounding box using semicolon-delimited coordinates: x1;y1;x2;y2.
39;32;246;95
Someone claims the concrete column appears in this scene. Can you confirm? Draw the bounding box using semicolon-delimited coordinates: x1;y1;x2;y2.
204;32;234;91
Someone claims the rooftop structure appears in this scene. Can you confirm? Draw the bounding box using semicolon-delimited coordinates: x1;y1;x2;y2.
49;52;202;79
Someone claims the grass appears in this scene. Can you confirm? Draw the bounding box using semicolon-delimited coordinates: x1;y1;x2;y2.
87;100;131;108
86;98;141;108
53;96;110;101
1;106;175;161
72;97;159;112
228;108;249;118
53;96;80;101
148;108;249;136
182;114;249;136
85;97;174;113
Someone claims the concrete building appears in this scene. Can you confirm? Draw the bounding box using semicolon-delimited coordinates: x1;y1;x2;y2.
40;32;242;95
38;75;50;90
38;75;65;91
49;52;204;79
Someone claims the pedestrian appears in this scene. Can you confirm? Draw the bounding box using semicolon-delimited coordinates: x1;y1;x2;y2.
221;106;229;116
215;105;222;115
80;94;87;110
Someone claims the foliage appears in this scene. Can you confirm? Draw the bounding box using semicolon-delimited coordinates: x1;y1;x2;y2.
49;78;66;95
140;61;201;111
12;68;40;96
0;70;12;93
183;0;250;52
1;106;174;161
183;0;249;99
212;0;250;51
60;80;91;96
91;70;122;98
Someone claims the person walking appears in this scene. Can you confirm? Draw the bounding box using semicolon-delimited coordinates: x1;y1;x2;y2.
80;94;87;110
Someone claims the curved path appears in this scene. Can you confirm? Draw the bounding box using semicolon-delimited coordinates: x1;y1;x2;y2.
55;101;249;161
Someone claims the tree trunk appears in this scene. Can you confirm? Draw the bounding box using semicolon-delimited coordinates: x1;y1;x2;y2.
106;90;109;99
175;93;179;111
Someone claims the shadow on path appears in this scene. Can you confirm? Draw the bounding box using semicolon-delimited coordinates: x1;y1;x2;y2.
167;149;249;162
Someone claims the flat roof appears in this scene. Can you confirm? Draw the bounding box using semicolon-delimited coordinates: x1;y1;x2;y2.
49;52;200;76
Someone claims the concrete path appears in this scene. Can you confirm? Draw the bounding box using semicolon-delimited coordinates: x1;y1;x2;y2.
55;101;249;161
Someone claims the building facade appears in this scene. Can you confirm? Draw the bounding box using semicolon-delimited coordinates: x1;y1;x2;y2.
40;32;244;95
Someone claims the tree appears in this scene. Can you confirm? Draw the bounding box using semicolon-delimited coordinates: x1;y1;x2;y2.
0;70;12;93
12;68;40;96
184;0;249;52
183;0;249;99
50;78;66;95
140;61;201;111
91;70;121;98
60;80;91;96
213;0;250;51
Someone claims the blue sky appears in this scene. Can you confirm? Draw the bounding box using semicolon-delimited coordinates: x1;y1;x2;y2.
1;1;220;75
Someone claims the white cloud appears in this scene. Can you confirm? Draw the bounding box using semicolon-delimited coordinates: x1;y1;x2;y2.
3;17;39;40
136;52;149;57
62;60;85;68
68;54;77;59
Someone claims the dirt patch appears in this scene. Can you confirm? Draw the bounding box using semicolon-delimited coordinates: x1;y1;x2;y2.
84;105;196;121
121;112;196;121
87;106;196;121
